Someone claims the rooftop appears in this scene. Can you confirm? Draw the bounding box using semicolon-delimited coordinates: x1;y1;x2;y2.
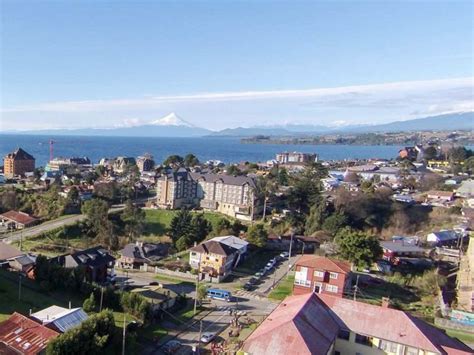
0;312;59;355
0;211;37;226
30;306;88;333
4;148;35;161
190;240;238;256
296;255;352;274
0;242;24;261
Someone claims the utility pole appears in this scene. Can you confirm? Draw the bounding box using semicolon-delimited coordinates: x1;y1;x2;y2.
197;319;203;355
353;275;359;301
19;231;23;252
99;287;104;312
18;274;22;301
194;255;202;315
121;313;126;355
287;229;295;277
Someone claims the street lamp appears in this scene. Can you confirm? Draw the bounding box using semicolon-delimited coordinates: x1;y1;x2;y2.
287;227;296;277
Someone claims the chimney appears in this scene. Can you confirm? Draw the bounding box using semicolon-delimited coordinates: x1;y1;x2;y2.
381;297;391;308
69;301;71;309
29;309;32;316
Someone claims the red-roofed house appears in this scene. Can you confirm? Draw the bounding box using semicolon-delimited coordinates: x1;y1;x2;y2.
293;255;352;297
241;293;472;355
0;211;38;230
0;312;59;354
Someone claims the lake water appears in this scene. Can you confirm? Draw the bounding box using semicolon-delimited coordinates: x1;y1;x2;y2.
0;134;404;167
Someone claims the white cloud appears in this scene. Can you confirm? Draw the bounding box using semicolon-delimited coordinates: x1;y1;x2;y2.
1;77;472;130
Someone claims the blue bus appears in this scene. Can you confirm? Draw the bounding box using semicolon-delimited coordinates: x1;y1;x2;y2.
207;288;232;302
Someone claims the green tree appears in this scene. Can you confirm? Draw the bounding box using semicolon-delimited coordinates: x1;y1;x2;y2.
246;223;268;247
322;213;349;236
163;155;184;167
83;292;96;313
334;227;382;269
197;284;208;303
121;199;146;242
190;214;212;244
305;200;328;235
423;146;438;160
226;165;242;176
169;209;193;244
287;162;326;214
82;198;109;235
184;154;200;167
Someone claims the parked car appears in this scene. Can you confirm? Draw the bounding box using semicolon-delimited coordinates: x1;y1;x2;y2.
280;252;289;258
243;282;253;291
162;340;182;354
200;332;216;343
265;262;275;271
149;281;159;286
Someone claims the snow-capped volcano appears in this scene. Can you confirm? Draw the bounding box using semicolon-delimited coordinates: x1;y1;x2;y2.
150;112;195;127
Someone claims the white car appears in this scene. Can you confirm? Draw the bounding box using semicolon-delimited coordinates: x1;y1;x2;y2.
200;332;216;343
280;252;289;258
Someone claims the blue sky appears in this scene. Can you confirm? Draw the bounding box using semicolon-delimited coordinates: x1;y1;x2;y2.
1;0;473;131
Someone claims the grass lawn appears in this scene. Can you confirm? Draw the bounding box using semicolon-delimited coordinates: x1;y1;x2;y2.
112;311;138;328
154;273;195;286
141;323;168;341
0;269;86;321
444;329;474;345
268;275;295;301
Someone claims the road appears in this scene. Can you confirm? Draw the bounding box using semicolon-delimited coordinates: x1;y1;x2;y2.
156;298;277;355
0;206;124;243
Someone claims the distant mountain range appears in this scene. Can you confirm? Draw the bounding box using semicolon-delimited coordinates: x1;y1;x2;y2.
210;112;474;137
2;111;472;138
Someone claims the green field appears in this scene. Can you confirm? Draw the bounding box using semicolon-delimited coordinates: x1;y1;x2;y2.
143;209;229;237
0;269;86;322
268;275;295;301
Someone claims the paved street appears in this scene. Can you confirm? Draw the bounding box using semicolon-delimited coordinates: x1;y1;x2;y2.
154;298;277;355
0;206;124;243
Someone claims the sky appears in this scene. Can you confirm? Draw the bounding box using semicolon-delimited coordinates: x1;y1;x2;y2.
0;0;473;131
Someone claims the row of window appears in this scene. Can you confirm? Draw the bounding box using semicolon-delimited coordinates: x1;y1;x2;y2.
314;270;338;279
338;330;419;355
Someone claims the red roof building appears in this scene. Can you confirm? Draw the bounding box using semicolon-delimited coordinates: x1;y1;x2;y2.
0;313;59;354
0;211;38;230
293;255;352;297
241;293;472;355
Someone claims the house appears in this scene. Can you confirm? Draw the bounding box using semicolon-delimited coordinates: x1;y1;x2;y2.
456;179;474;198
113;157;136;173
30;305;88;333
0;242;24;265
56;246;115;283
398;146;418;160
0;312;59;354
9;255;35;273
241;293;472;355
427;230;464;246
0;210;38;230
293;256;352;297
130;285;177;312
136;155;155;172
209;235;248;264
189;240;240;281
3;148;35;178
426;190;455;202
380;241;426;264
116;241;168;270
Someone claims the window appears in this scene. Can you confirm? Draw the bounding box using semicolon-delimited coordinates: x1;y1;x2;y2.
329;272;338;279
314;270;324;278
325;284;338;293
379;340;398;352
404;347;419;355
337;329;350;340
355;334;372;346
294;279;311;287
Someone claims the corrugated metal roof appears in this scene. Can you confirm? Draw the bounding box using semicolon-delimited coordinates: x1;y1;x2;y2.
31;306;88;333
0;313;58;355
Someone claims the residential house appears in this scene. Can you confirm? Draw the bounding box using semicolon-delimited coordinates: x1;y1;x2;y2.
117;241;168;270
30;305;88;333
189;240;240;281
209;235;248;265
427;230;464;246
56;246;115;283
0;242;35;274
456;179;474;198
293;256;352;297
381;241;426;264
0;312;59;355
426;190;455;202
113;157;136;174
241;293;472;355
398;146;418;160
130;285;177;312
0;211;38;230
136;155;155;172
3;148;35;178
